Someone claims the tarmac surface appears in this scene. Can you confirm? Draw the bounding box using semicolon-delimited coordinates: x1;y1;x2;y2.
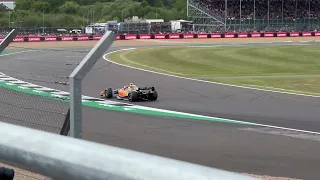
1;42;320;179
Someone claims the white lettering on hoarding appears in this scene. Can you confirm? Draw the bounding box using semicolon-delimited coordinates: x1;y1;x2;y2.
211;34;221;38
62;37;73;41
45;37;56;41
225;34;234;38
238;34;247;38
197;34;207;38
155;35;165;39
277;33;286;37
125;35;136;40
251;33;260;37
140;35;150;39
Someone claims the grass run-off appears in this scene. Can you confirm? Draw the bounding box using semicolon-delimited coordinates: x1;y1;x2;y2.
107;45;320;96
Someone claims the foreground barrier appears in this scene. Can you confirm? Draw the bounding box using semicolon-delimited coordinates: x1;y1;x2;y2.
0;31;319;43
0;122;258;180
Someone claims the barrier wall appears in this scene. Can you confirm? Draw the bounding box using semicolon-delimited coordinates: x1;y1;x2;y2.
0;32;319;43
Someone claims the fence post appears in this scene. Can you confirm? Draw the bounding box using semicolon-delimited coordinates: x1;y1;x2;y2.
0;29;18;53
69;31;116;139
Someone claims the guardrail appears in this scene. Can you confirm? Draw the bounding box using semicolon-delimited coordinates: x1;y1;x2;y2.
0;31;319;43
0;122;258;180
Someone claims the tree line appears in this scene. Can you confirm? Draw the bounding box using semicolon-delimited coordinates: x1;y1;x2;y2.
0;0;187;28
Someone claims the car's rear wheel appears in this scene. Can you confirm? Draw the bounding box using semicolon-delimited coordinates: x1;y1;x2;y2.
148;90;158;101
105;88;113;98
129;91;139;102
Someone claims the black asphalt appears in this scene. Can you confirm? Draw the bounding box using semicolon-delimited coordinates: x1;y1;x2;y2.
1;45;320;179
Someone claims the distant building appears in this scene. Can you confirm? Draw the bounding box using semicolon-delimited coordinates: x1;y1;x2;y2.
0;0;15;10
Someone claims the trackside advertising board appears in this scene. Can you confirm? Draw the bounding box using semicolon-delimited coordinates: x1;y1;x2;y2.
0;31;319;43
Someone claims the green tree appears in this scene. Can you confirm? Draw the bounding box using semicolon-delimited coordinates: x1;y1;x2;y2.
59;1;80;14
11;0;188;27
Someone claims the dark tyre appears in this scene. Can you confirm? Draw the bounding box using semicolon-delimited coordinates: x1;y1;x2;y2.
105;88;113;98
129;91;139;102
148;90;158;101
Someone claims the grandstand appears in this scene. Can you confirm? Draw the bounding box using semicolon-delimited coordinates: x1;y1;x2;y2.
187;0;320;32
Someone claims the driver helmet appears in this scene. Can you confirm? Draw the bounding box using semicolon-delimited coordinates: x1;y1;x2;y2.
129;83;135;88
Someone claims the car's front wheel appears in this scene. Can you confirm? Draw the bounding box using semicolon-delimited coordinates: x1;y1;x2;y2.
105;88;113;98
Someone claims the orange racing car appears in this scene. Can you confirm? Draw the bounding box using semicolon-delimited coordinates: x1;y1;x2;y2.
100;83;158;102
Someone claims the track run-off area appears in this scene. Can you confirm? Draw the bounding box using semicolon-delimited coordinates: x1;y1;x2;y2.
1;37;320;180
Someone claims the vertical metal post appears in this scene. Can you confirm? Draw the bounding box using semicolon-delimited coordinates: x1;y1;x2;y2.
294;0;298;29
308;0;310;29
282;0;284;26
225;0;227;32
187;0;189;18
69;31;116;138
239;0;241;32
267;0;270;27
0;29;18;53
253;0;255;30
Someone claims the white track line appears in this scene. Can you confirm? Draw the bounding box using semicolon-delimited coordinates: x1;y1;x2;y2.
104;48;320;98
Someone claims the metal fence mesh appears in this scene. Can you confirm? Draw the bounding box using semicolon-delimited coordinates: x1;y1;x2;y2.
0;87;68;134
0;44;78;180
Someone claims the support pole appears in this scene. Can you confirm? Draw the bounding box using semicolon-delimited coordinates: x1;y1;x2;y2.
225;0;227;32
69;31;116;138
0;29;18;53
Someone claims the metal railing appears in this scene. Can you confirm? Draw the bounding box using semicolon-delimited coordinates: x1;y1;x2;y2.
0;121;258;180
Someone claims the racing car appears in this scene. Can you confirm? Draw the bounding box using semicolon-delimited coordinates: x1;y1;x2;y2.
100;83;158;102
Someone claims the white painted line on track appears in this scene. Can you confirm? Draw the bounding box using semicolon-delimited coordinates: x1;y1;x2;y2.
104;48;320;98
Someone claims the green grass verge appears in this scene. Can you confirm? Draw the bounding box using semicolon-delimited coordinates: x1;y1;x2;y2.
107;45;320;95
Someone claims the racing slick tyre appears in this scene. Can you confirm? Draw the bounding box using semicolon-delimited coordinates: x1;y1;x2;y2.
105;88;113;98
129;91;139;102
148;90;158;101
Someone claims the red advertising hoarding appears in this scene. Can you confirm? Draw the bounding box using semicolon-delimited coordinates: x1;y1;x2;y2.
0;31;320;43
238;33;248;38
197;34;208;38
139;34;151;39
251;33;261;37
183;34;194;39
125;34;137;40
45;36;57;41
224;33;235;38
154;34;166;39
290;32;299;37
77;36;89;41
277;32;287;37
28;36;41;42
264;32;274;37
169;34;180;39
61;36;73;41
13;36;24;42
302;32;312;36
211;34;221;38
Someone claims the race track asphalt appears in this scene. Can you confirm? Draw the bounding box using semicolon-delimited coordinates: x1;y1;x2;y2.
1;44;320;179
